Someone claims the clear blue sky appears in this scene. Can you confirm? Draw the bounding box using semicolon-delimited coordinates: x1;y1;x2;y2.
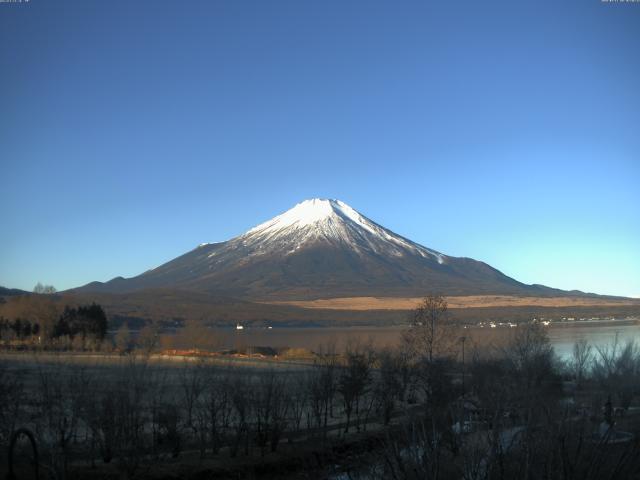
1;0;639;297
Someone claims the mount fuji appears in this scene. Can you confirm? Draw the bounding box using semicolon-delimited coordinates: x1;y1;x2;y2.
76;199;568;299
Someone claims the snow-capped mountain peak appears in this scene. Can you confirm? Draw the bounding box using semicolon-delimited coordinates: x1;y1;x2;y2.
241;198;445;262
76;198;545;299
247;198;370;233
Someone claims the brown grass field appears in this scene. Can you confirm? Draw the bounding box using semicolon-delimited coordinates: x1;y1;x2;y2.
264;295;640;311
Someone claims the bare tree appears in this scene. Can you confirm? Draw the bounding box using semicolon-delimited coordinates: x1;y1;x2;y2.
112;355;153;479
81;382;118;464
1;294;61;341
309;344;338;441
338;342;373;433
114;323;132;353
592;336;640;412
204;367;232;455
136;322;161;354
156;403;182;458
229;372;251;458
375;348;405;425
504;321;555;389
253;370;289;455
35;363;90;479
178;319;217;352
571;338;592;387
402;294;457;363
33;283;57;295
179;359;206;456
287;372;309;443
373;419;453;480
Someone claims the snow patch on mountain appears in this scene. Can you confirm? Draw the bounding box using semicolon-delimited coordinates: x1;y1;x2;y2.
238;198;446;263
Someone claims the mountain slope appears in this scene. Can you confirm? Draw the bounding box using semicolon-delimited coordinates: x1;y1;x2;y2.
75;199;578;299
0;286;30;297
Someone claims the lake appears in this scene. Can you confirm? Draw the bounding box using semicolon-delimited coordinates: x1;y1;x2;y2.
181;319;640;360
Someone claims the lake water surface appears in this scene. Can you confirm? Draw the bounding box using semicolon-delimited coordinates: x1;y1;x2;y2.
202;320;640;360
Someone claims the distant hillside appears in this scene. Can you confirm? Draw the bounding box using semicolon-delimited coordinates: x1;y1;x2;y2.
0;286;29;297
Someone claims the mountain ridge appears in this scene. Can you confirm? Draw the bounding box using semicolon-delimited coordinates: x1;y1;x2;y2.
0;286;30;297
73;199;607;300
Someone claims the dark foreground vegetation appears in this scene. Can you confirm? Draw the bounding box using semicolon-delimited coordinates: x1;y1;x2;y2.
2;296;640;479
